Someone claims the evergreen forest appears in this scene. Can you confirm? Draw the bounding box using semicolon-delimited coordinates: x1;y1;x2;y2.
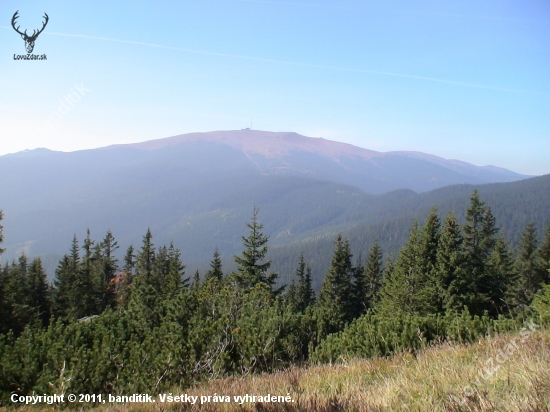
1;190;550;406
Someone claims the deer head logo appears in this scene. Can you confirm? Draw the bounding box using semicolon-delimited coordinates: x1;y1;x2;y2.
12;11;49;54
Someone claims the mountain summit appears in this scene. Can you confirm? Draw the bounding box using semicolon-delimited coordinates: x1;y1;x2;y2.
104;130;526;194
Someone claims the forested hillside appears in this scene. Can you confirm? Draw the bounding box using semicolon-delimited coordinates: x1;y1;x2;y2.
0;130;530;270
1;190;550;405
270;174;550;288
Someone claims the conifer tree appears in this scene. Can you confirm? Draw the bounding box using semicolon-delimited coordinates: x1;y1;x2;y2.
166;243;188;293
0;210;4;257
287;253;315;313
286;279;298;311
73;229;96;318
52;255;73;319
117;245;136;306
316;235;354;338
419;208;441;276
135;229;155;286
377;221;436;315
486;236;515;315
192;270;201;291
351;255;367;318
233;207;278;292
536;224;550;284
52;235;81;319
461;191;501;315
363;241;383;310
1;255;35;334
437;212;467;313
297;258;315;312
27;257;51;325
204;248;223;282
0;212;4;331
513;222;544;308
97;230;119;310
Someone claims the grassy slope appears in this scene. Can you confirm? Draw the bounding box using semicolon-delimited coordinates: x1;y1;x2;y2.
23;327;550;411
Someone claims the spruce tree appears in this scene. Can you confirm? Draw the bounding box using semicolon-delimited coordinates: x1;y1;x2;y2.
233;207;278;292
52;255;74;319
204;248;223;282
166;243;188;293
0;210;4;257
118;245;136;306
419;208;441;276
1;255;34;334
363;241;383;310
297;258;315;312
437;212;467;313
462;191;500;315
287;253;315;313
192;270;201;291
377;221;436;315
513;222;544;308
74;229;96;318
135;229;155;286
52;235;81;319
286;279;298;311
98;230;119;310
351;254;367;318
486;236;515;315
536;224;550;284
27;257;51;325
315;235;354;338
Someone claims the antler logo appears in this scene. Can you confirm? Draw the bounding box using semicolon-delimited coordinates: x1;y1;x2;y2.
12;11;49;54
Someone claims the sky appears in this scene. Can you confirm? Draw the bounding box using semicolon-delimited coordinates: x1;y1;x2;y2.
0;0;549;175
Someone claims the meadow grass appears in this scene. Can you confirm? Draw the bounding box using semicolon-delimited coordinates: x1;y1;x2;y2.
10;327;550;411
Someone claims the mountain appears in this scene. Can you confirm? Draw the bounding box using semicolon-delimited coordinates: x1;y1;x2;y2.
113;130;527;193
0;130;536;279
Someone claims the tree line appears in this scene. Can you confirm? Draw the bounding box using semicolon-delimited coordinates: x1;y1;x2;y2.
0;192;549;404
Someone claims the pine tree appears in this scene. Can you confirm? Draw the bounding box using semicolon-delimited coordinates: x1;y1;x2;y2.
233;207;278;292
204;248;223;282
315;235;354;338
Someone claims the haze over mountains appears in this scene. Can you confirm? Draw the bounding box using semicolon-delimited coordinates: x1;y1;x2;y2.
0;130;544;281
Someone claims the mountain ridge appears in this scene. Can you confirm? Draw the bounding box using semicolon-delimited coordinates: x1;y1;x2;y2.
0;130;540;279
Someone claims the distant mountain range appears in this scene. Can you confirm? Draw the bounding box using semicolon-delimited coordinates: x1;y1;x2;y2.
0;130;543;282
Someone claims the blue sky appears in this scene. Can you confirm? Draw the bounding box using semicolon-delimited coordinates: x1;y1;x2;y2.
1;0;549;174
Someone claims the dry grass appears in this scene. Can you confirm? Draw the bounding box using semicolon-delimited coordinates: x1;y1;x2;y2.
10;328;550;412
